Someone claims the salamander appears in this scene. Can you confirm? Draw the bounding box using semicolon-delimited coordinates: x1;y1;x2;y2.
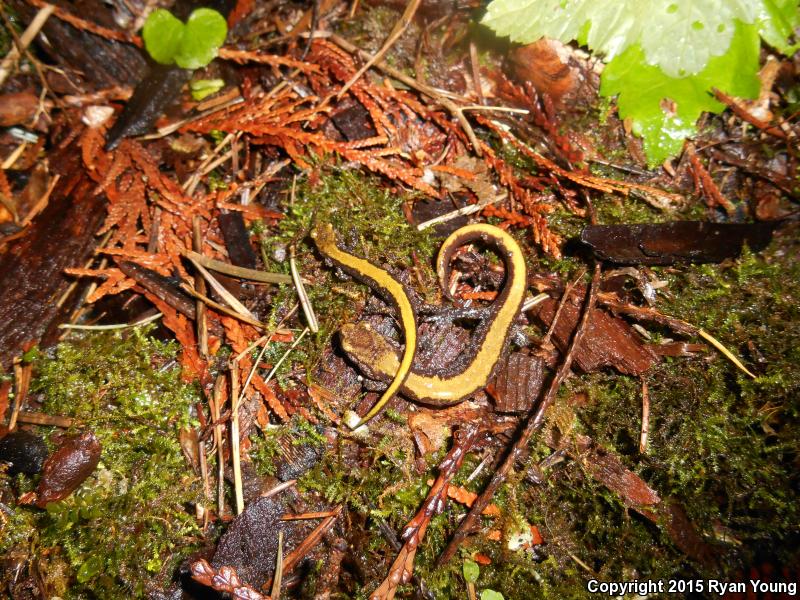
311;223;417;426
338;223;528;406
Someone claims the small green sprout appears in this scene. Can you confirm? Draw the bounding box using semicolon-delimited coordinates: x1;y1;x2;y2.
190;78;225;101
142;8;227;70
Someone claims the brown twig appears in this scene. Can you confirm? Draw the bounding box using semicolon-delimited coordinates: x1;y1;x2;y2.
712;88;788;140
15;411;73;428
230;361;245;515
438;263;601;565
9;358;32;431
211;375;227;517
265;505;344;591
372;424;481;599
0;4;54;87
686;145;736;215
192;217;209;358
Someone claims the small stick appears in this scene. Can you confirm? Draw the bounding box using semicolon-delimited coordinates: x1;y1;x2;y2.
58;312;162;330
521;293;549;312
289;177;319;333
639;380;650;454
193;217;209;357
15;411;73;428
438;264;601;565
261;479;296;499
280;510;340;520
211;375;226;517
232;303;298;362
184;250;296;284
697;329;756;379
416;193;507;231
198;434;211;527
461;105;529;115
230;362;245;515
9;360;31;431
183;132;234;192
271;530;284;600
181;283;268;330
540;270;585;349
290;246;318;333
187;255;258;321
1;142;27;170
273;506;342;581
20;174;60;227
468;40;484;106
263;328;309;385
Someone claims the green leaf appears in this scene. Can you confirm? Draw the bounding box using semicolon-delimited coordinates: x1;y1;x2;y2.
174;8;228;70
482;0;784;76
480;591;505;600
190;78;225;101
757;0;800;53
600;20;760;165
463;559;480;583
142;9;184;65
77;554;104;583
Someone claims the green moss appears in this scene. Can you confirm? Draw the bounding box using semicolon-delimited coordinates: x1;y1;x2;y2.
1;329;202;598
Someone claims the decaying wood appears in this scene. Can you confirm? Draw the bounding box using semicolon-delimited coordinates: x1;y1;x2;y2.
532;293;659;376
0;143;106;369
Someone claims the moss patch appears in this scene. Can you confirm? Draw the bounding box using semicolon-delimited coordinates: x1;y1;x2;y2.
1;329;202;598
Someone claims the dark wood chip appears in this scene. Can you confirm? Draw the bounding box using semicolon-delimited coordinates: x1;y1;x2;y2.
580;221;780;265
487;351;545;413
0;146;106;369
219;211;258;269
532;296;658;376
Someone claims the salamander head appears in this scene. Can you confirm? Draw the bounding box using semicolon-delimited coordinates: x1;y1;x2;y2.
310;222;337;250
340;323;400;380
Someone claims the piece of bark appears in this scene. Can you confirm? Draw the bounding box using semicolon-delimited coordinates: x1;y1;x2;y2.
211;495;314;590
21;432;101;508
0;144;106;370
531;296;658;376
505;39;588;109
487;351;545;413
638;502;718;568
330;97;377;142
580;221;779;265
573;434;660;506
559;432;717;568
218;211;258;269
117;261;197;320
8;0;147;90
0;91;39;127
